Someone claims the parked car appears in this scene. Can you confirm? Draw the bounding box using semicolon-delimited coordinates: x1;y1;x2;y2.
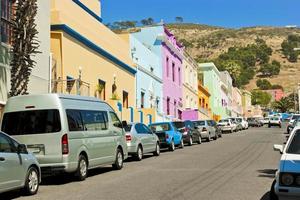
193;120;218;141
229;118;243;131
236;117;249;130
272;127;300;200
287;114;300;134
173;121;202;146
1;94;128;181
217;119;236;133
124;123;160;161
0;131;41;195
261;117;270;125
287;119;300;135
208;120;222;138
269;117;282;128
149;122;183;151
247;118;263;127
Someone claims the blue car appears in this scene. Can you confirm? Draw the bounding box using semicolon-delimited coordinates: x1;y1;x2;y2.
149;122;184;151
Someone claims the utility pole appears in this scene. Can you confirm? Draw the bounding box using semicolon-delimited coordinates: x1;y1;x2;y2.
298;83;300;114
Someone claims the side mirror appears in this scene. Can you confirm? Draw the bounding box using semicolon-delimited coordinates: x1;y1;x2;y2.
17;144;28;154
273;144;284;154
122;121;128;128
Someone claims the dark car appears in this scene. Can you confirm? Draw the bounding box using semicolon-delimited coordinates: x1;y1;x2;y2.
173;121;202;145
247;118;262;127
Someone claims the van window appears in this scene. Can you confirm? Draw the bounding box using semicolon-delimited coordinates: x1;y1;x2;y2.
287;130;300;154
81;110;108;131
2;110;61;135
66;110;84;131
109;112;122;128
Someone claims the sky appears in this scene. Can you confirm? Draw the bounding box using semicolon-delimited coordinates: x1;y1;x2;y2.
101;0;300;28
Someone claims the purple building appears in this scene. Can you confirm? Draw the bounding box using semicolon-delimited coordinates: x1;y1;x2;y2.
131;25;184;121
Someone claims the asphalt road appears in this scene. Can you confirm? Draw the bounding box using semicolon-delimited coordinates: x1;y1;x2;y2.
1;125;286;200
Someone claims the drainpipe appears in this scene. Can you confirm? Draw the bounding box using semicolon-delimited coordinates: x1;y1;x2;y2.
129;107;134;123
138;110;143;123
147;114;152;124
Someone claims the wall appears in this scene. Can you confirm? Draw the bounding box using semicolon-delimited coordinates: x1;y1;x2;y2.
232;87;243;117
198;82;211;119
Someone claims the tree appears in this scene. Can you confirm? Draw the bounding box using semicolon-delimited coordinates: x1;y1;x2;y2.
141;18;154;26
256;79;272;90
10;0;40;96
281;35;300;63
175;16;183;23
251;90;272;107
113;21;137;29
272;97;294;113
259;60;280;77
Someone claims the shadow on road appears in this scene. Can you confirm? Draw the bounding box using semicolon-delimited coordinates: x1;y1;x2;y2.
258;169;277;178
260;192;270;200
0;190;22;200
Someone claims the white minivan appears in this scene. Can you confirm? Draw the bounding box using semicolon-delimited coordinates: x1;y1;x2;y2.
1;94;128;181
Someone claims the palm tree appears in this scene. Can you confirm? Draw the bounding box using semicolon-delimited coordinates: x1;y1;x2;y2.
272;97;294;113
10;0;40;96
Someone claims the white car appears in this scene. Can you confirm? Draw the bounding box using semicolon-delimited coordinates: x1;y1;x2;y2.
236;117;248;129
269;117;282;128
217;119;236;133
261;117;270;125
272;127;300;200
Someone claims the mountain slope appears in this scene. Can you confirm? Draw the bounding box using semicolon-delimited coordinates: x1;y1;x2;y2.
167;23;300;93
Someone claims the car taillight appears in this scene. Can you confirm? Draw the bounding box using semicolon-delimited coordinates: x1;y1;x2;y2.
227;123;230;126
166;134;169;139
202;127;207;131
126;134;132;141
62;134;69;155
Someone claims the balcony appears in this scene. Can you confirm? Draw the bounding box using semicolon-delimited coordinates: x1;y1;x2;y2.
51;78;90;96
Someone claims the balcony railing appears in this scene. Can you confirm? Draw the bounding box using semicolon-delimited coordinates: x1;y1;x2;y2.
51;78;90;96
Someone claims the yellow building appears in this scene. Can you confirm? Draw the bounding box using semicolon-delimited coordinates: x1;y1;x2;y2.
50;0;136;120
242;90;252;118
198;81;212;120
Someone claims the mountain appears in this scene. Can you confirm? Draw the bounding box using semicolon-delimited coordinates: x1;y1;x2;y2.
166;23;300;93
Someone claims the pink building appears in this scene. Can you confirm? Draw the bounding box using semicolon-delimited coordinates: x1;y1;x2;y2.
162;28;184;120
265;89;285;101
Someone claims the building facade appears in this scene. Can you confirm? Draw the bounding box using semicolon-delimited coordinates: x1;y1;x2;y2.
198;63;222;121
242;90;252;117
132;25;183;121
220;71;233;118
50;0;136;121
232;87;243;117
265;89;285;102
0;0;50;117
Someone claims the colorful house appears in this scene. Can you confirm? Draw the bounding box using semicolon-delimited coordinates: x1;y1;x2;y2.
220;71;233;118
0;0;50;117
50;0;136;121
232;87;243;117
265;89;285;102
242;90;252;118
198;63;222;121
132;25;184;121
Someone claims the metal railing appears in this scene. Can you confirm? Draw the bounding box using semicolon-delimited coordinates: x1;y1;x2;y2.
51;78;90;96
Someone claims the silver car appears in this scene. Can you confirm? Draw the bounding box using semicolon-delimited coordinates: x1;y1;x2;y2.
193;120;217;142
124;123;160;161
0;131;41;195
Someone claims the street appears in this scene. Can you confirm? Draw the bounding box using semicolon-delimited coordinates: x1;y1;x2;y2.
1;126;285;200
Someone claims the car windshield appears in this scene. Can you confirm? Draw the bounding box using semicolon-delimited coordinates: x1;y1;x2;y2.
2;109;61;135
194;121;205;126
219;119;229;123
236;118;242;122
149;123;171;132
287;130;300;154
292;115;300;120
124;125;132;132
271;117;279;121
173;122;185;129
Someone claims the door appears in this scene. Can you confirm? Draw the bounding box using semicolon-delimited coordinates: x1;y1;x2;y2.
109;112;124;158
172;124;181;145
143;125;157;152
0;134;24;192
208;121;216;137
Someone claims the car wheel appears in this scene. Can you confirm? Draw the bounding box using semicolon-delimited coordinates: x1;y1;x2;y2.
188;136;193;146
112;148;124;170
213;133;217;140
197;135;202;144
153;143;160;156
169;140;175;151
135;145;143;161
207;134;211;142
270;180;278;200
230;128;234;133
75;155;88;181
23;167;39;195
179;139;184;149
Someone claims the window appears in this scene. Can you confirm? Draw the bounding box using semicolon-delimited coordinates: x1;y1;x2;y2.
178;68;181;85
135;123;147;134
172;62;175;82
287;130;300;154
174;100;177;118
81;110;108;131
156;97;160;109
66;110;84;131
166;57;169;77
1;0;13;44
123;91;128;108
110;112;122;128
149;123;171;132
143;124;153;134
167;97;170;115
2;110;61;135
0;134;13;153
98;79;106;100
141;92;145;108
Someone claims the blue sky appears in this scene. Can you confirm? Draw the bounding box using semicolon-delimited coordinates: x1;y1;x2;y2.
102;0;300;28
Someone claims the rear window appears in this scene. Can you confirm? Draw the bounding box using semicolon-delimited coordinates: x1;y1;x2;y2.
124;125;132;132
149;124;171;132
292;115;300;120
194;121;205;126
173;122;184;129
287;130;300;154
2;110;61;135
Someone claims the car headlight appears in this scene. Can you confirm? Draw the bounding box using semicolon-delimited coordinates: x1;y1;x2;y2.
282;173;294;186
